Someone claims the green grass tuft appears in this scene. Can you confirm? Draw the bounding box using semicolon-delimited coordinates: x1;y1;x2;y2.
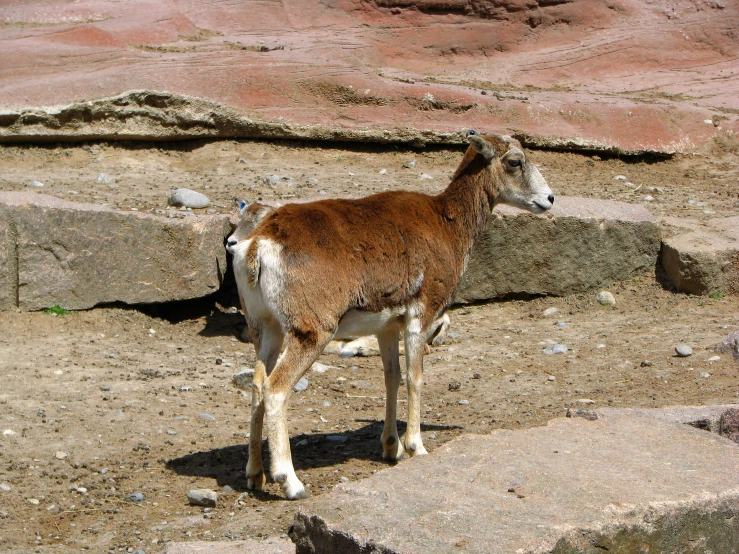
44;305;69;316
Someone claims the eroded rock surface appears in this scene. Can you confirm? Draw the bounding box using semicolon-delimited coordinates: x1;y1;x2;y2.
1;1;737;153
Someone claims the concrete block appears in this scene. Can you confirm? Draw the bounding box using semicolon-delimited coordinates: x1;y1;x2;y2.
164;537;295;554
0;192;230;310
455;197;661;302
290;414;739;554
660;216;739;296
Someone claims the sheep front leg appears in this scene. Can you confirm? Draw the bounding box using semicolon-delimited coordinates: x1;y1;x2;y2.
402;316;428;457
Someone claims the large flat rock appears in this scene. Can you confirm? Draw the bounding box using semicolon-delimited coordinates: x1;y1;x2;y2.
0;192;230;310
660;216;739;296
290;414;739;554
456;196;661;301
0;1;737;153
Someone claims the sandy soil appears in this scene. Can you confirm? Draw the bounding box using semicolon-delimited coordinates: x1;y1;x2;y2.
0;138;738;553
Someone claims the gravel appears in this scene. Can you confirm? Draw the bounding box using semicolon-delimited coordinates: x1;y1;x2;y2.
675;344;693;357
543;343;568;355
596;291;616;306
232;368;255;390
187;489;218;507
167;188;211;209
293;376;310;392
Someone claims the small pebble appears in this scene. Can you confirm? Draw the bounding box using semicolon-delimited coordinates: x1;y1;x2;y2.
596;291;616;306
127;492;146;502
311;362;332;374
340;476;349;483
293;376;310;392
100;385;111;392
28;498;40;505
0;482;11;491
199;413;216;421
596;343;607;349
97;173;112;183
458;399;470;405
28;180;44;187
643;195;654;202
222;485;234;493
419;173;434;180
675;344;693;357
548;376;556;381
555;321;567;328
403;160;417;168
700;371;710;378
55;451;67;460
168;188;210;209
326;435;348;443
614;175;627;180
232;368;255;390
187;489;218;507
379;169;387;175
542;307;558;317
543;343;568;355
707;356;720;362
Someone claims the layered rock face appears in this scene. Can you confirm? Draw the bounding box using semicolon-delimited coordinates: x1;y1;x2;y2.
0;0;737;153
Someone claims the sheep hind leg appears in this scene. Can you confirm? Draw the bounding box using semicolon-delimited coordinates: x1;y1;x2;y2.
264;330;331;500
378;330;405;461
246;320;283;492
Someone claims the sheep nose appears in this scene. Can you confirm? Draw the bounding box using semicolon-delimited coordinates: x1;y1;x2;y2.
227;236;237;247
548;194;555;204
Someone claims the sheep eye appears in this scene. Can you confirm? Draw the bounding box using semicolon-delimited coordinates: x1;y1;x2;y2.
508;159;522;167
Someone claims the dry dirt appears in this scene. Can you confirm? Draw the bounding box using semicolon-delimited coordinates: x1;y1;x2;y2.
1;138;739;553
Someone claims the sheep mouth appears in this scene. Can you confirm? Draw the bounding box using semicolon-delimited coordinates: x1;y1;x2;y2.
531;200;552;213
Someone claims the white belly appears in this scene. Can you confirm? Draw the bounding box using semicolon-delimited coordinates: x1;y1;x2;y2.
335;307;405;340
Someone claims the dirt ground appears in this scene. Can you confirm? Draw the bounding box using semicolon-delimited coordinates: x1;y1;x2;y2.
1;137;738;553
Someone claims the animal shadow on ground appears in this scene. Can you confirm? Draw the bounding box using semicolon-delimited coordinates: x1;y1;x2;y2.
166;420;461;499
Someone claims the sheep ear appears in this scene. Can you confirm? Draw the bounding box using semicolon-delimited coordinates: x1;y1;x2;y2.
467;134;495;160
234;198;249;211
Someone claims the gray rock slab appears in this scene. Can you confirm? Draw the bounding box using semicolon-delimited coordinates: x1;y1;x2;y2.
717;331;739;361
164;537;295;554
595;404;739;435
660;216;739;296
455;196;661;301
0;192;230;310
290;414;739;554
